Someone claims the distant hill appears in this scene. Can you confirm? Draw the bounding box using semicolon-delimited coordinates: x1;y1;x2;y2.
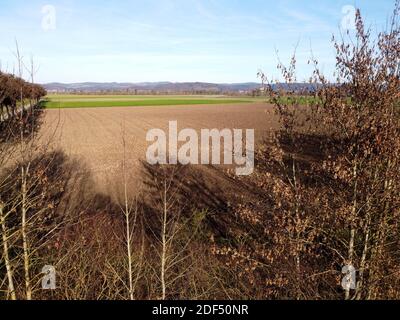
43;82;263;93
43;81;319;94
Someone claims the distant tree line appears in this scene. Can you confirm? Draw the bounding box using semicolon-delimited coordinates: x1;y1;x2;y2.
0;72;46;120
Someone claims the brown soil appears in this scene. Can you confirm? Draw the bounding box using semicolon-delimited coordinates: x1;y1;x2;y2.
39;103;278;200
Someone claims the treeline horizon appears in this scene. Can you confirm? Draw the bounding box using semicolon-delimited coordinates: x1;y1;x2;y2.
42;81;322;96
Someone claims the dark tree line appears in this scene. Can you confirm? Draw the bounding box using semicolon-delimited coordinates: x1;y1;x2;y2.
0;72;46;120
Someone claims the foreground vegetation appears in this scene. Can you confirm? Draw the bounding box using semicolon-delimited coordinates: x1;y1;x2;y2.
0;73;46;120
1;3;399;300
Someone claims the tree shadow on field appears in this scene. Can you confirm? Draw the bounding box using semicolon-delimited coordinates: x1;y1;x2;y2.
137;161;265;242
134;130;355;244
0;148;124;253
0;147;129;299
255;131;352;192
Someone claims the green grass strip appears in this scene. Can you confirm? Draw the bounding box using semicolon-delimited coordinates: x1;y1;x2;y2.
43;99;252;109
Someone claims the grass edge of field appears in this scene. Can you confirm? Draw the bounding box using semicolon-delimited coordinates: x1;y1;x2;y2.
42;98;258;109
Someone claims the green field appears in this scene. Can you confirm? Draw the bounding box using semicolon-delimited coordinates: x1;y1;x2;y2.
43;95;257;109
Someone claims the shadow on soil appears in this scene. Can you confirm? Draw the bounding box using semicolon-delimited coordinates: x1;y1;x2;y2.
1;128;345;299
1;129;343;245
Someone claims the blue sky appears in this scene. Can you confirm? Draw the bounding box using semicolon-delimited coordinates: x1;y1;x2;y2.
0;0;396;83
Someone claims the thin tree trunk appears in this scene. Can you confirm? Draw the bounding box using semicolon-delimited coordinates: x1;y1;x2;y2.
161;180;167;300
356;224;370;300
124;183;134;300
367;160;393;299
0;203;16;300
21;166;32;300
120;124;136;300
346;228;355;300
346;160;358;300
123;144;134;300
292;159;302;300
356;166;379;300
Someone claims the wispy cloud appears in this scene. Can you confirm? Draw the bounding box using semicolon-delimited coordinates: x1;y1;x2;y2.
0;0;394;83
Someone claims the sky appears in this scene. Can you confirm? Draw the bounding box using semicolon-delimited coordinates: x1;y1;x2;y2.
0;0;396;84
